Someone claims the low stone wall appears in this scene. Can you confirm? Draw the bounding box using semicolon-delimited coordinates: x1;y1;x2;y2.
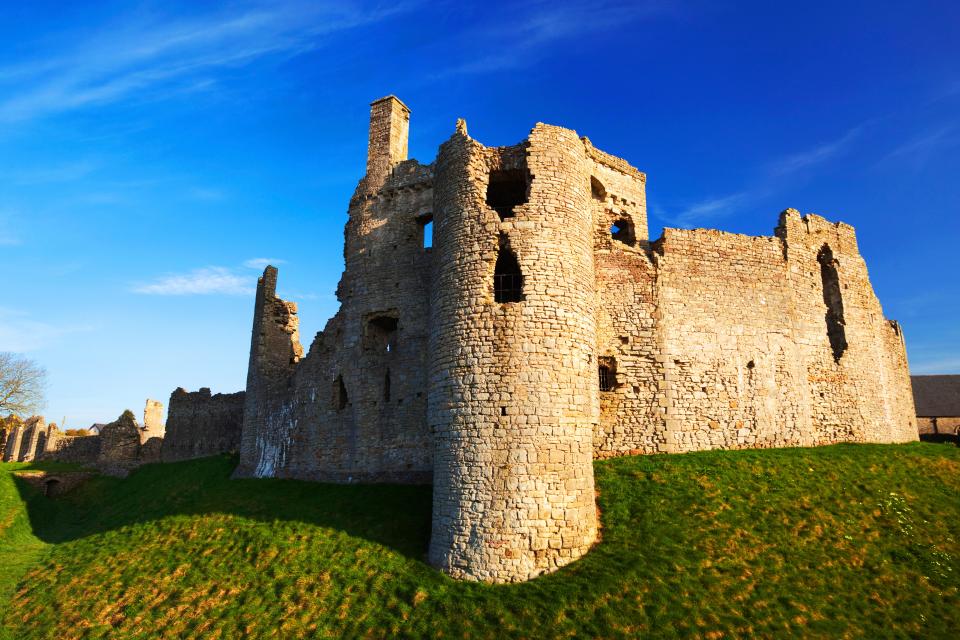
162;388;244;463
44;434;101;464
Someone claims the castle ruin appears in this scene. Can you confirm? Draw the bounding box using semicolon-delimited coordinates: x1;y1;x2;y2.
235;96;917;583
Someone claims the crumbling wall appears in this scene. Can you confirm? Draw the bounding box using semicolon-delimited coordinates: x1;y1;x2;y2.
2;417;53;462
43;432;101;464
162;387;244;462
0;428;6;460
142;399;165;441
236;96;433;483
97;411;149;477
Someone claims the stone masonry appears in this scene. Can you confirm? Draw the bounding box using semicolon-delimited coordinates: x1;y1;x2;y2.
236;97;917;583
162;387;245;462
143;399;165;441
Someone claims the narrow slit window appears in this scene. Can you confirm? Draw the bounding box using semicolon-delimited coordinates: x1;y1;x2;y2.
486;169;530;219
494;244;524;303
598;356;617;392
417;214;433;249
818;244;848;361
334;374;348;411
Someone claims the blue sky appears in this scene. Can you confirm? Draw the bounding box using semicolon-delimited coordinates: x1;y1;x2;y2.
1;0;958;427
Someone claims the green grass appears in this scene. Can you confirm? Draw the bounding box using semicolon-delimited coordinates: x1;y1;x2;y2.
1;443;958;639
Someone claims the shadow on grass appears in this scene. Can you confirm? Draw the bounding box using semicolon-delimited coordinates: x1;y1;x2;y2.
13;455;434;561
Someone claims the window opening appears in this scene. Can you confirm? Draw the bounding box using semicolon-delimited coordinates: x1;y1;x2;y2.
591;176;607;201
817;245;847;361
486;169;530;219
366;315;399;353
494;243;524;303
417;214;433;249
598;357;617;392
610;217;636;246
334;374;348;411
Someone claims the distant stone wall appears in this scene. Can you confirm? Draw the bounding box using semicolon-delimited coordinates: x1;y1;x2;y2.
44;433;101;464
3;417;54;463
162;388;244;462
0;428;7;460
143;399;165;441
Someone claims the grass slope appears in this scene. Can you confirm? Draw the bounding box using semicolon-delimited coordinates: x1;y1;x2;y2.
1;443;958;639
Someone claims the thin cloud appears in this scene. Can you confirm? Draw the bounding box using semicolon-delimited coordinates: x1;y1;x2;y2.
133;267;255;296
879;125;957;170
910;356;960;375
0;308;93;352
432;1;675;78
0;1;415;123
771;125;864;176
660;123;867;228
243;258;286;270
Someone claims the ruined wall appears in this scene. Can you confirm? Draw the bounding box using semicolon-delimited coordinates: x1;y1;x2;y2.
236;97;433;482
637;210;916;453
143;399;165;441
162;387;244;462
918;417;960;435
235;96;917;584
0;428;6;460
428;123;598;583
43;433;101;464
2;417;53;463
97;411;151;477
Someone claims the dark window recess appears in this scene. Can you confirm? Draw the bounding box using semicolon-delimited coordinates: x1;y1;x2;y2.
366;315;398;353
384;369;391;402
818;244;848;361
591;176;607;201
334;374;348;410
598;357;617;391
494;245;524;303
486;169;530;219
610;218;636;246
417;213;433;249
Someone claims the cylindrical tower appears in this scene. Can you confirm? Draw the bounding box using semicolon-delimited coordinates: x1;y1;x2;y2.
428;121;599;582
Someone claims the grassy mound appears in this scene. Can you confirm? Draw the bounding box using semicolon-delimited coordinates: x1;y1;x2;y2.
1;443;958;639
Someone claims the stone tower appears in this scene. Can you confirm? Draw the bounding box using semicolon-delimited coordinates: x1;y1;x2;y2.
427;122;600;582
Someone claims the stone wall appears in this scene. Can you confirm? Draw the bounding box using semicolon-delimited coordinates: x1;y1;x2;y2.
162;387;244;462
236;97;917;583
2;416;54;463
43;432;101;464
918;417;960;435
428;123;598;582
143;399;165;441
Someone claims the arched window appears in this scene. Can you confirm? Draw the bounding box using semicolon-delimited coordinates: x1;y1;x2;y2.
494;244;524;303
818;245;847;361
591;176;607;201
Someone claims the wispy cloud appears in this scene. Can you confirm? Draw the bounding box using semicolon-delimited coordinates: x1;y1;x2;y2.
0;308;93;352
910;356;960;375
133;267;255;296
879;125;958;171
659;123;866;228
243;257;285;270
770;125;864;176
0;1;413;123
432;1;674;78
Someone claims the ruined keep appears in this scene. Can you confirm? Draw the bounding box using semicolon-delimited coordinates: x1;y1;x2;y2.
236;96;917;583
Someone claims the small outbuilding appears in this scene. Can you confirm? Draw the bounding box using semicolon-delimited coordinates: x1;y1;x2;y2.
911;375;960;441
